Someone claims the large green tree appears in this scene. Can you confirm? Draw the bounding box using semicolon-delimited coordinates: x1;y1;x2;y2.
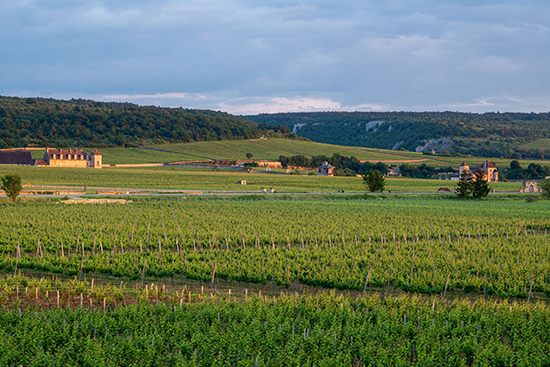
456;170;473;199
539;178;550;198
472;170;491;199
1;174;22;202
363;169;385;193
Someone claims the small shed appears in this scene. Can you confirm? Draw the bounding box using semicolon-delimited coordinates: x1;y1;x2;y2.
317;162;335;176
238;180;246;185
437;187;452;193
519;180;542;193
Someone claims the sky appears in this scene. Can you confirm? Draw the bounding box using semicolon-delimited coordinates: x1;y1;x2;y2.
1;0;550;115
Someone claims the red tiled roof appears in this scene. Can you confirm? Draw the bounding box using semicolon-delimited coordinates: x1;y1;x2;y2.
46;148;89;159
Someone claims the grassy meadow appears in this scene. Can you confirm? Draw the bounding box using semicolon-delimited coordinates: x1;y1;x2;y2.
100;139;550;169
0;164;524;192
17;139;550;170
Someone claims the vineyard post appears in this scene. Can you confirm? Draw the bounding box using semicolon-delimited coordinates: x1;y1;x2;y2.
78;253;84;281
443;274;450;298
483;273;487;301
141;260;146;287
386;268;391;297
528;275;534;303
158;239;162;266
362;269;371;298
410;244;415;283
211;263;217;290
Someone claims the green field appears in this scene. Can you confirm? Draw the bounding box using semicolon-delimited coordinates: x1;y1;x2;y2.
2;191;550;365
2;197;550;297
1;275;549;366
14;139;550;171
520;139;550;151
100;138;550;170
0;164;525;192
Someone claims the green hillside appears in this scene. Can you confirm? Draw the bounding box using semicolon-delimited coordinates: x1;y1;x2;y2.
247;111;550;160
0;96;291;148
99;139;550;170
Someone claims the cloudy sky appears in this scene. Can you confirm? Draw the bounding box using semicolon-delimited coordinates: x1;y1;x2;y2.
1;0;549;114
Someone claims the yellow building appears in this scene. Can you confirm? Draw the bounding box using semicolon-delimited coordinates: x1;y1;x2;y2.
459;160;498;182
40;148;102;168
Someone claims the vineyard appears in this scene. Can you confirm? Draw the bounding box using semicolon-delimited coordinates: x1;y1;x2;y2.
1;274;550;366
2;196;550;365
2;197;550;299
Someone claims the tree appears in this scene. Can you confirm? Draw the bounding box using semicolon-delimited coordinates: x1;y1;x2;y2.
246;152;253;160
1;174;22;202
539;178;550;198
472;170;491;199
363;169;385;192
456;170;473;199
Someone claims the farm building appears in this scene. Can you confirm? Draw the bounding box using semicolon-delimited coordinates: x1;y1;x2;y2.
452;160;498;182
317;162;335;176
41;148;102;168
0;150;34;165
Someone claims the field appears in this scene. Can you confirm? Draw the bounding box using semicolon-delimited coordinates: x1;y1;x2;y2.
3;197;550;297
94;139;550;167
2;196;550;365
520;139;550;151
0;164;525;193
2;274;550;366
3;139;550;365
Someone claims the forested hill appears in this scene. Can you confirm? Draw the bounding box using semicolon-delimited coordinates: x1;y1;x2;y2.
0;96;292;148
246;111;550;159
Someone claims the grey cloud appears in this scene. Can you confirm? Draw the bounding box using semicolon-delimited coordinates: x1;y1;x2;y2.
1;0;550;113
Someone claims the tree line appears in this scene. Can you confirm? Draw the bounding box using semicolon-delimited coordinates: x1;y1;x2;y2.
0;96;294;148
279;153;387;176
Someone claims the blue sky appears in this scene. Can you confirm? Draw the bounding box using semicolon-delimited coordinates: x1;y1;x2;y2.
1;0;549;114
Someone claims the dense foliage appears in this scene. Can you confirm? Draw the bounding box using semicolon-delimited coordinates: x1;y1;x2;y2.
279;153;387;175
504;160;550;180
2;275;550;366
399;163;455;179
0;174;22;202
363;169;385;192
0;96;292;148
247;111;550;159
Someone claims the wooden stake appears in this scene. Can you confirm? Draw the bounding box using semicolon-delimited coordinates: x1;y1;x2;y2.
362;270;371;298
443;274;450;298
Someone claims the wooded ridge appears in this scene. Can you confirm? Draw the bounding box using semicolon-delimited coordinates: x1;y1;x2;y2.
247;111;550;159
0;96;293;148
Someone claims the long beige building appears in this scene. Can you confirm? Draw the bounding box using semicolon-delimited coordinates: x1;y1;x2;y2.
37;148;102;168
